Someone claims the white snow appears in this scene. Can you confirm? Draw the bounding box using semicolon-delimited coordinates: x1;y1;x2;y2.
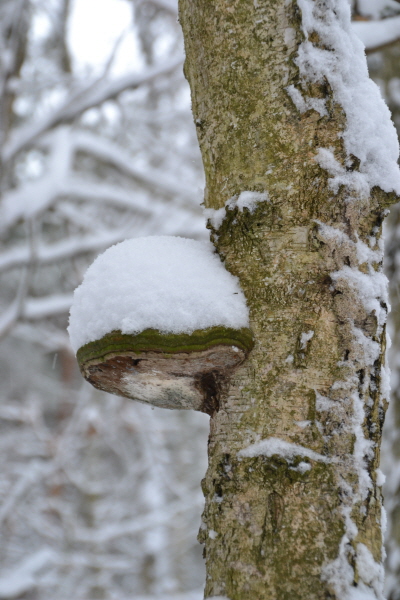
357;0;400;18
290;461;312;473
23;294;73;321
381;505;387;537
352;326;381;367
331;266;389;331
203;207;226;230
376;469;386;487
294;0;400;195
352;392;375;500
352;16;400;52
380;362;391;404
238;437;330;463
355;543;385;600
315;221;384;266
3;56;183;164
297;226;389;600
286;84;328;116
314;218;388;579
293;3;394;595
0;548;54;599
322;506;360;599
300;330;314;349
204;190;269;229
233;191;269;212
68;236;250;352
295;420;311;428
0;127;202;238
315;391;336;412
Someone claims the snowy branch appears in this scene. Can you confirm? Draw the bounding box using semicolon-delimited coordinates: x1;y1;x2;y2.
3;56;183;163
0;231;127;273
0;127;201;235
0;548;55;599
22;294;73;320
0;127;73;234
352;16;400;51
70;131;196;201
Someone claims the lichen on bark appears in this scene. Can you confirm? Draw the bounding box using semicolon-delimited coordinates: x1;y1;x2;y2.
178;0;400;598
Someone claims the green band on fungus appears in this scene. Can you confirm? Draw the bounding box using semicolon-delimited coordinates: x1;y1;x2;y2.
77;326;254;367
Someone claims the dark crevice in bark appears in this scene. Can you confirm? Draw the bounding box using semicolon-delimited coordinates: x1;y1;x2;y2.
196;370;224;417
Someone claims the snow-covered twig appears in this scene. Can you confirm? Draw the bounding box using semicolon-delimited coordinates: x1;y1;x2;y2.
0;230;127;273
352;16;400;51
22;294;73;320
3;56;183;163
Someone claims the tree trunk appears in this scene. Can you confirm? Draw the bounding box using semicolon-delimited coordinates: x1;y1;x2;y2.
384;202;400;600
367;38;400;600
178;0;400;598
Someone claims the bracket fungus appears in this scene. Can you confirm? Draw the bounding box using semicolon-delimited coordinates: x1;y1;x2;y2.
68;237;253;414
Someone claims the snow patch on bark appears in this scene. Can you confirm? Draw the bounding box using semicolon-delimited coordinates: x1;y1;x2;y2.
290;461;312;473
204;190;269;229
238;436;330;463
286;83;328;116
315;214;389;597
331;267;388;332
300;330;314;349
322;516;385;600
375;469;386;487
315;221;384;267
204;207;226;230
293;0;400;195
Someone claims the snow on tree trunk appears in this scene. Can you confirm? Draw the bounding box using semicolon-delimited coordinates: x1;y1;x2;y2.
363;34;400;600
383;203;400;600
179;0;400;598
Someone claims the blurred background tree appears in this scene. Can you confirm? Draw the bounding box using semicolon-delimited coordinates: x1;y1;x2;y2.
0;1;209;598
1;0;400;598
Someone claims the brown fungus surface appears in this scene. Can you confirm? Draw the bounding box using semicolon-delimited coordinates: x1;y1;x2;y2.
77;327;254;415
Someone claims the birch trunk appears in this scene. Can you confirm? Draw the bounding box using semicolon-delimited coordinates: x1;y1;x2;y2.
384;202;400;600
178;0;400;598
367;38;400;600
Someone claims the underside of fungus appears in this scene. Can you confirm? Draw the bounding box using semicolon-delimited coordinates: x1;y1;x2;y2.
77;326;254;415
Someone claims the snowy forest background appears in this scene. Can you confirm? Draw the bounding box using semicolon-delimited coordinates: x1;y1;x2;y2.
0;0;400;598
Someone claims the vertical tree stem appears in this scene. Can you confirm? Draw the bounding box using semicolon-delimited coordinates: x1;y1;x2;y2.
179;0;398;598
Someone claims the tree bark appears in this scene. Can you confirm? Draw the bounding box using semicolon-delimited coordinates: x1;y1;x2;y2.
384;201;400;600
372;39;400;600
179;0;399;598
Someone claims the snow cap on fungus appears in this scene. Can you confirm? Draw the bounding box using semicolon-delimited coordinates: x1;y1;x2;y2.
68;236;253;414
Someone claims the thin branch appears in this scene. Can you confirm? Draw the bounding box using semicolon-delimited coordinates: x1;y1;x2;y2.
70;130;197;202
3;56;183;164
0;218;36;339
352;15;400;53
0;230;128;273
22;293;73;320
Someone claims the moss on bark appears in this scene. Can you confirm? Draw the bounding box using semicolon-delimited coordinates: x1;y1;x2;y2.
77;326;254;367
